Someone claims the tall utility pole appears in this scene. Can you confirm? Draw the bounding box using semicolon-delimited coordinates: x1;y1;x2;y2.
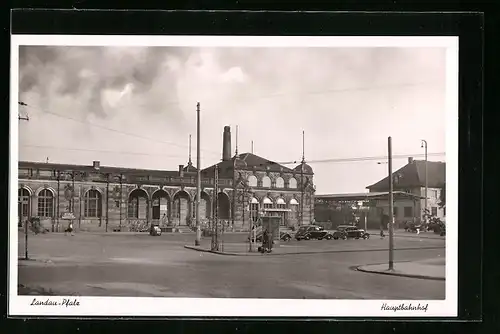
300;131;305;226
195;102;202;246
105;173;110;233
232;125;239;229
212;165;219;251
388;136;394;271
421;140;428;222
19;110;29;259
18;102;30;121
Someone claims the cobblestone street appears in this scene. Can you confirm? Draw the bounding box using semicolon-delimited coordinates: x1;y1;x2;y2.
18;232;445;299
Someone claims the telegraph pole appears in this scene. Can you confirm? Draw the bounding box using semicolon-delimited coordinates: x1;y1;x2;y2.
232;125;239;229
212;165;219;251
195;102;201;246
18;102;30;121
106;173;110;232
421;140;428;223
300;131;305;226
19;103;29;259
388;136;395;271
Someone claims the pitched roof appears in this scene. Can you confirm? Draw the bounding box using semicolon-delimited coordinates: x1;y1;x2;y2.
366;160;445;191
293;162;314;174
18;161;180;177
316;191;425;201
182;162;198;173
201;152;295;178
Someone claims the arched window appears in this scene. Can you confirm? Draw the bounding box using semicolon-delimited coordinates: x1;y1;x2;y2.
290;198;299;221
128;197;139;218
263;197;273;210
128;189;148;219
250;197;259;222
262;176;271;188
276;198;286;209
248;175;258;187
276;198;286;226
275;177;284;188
84;189;102;218
289;178;297;189
18;188;30;218
37;189;54;217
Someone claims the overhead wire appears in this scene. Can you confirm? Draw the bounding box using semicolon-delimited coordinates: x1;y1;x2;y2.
17;102;222;157
20;144;201;159
20;143;445;166
273;152;446;166
18;79;443;164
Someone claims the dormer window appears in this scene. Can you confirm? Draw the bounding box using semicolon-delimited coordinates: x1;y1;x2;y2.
262;176;271;188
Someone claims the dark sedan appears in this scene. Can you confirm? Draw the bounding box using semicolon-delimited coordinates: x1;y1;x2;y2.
333;225;370;240
249;231;292;243
294;225;334;241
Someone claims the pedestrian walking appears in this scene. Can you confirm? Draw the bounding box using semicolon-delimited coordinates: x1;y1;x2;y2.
380;214;388;238
65;221;74;236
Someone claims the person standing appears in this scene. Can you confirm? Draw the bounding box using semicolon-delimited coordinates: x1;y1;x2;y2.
380;214;387;238
65;221;74;236
262;229;269;252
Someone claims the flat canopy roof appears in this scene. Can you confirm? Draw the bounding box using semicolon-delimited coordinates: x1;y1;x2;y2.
262;208;292;212
315;191;425;201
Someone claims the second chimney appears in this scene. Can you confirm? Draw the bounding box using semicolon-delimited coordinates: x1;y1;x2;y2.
93;160;100;170
222;126;232;161
408;157;414;164
179;164;184;177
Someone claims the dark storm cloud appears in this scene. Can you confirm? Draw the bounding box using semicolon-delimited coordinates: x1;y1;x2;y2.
18;46;193;118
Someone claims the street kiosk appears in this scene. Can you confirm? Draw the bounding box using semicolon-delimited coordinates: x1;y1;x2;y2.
261;208;291;247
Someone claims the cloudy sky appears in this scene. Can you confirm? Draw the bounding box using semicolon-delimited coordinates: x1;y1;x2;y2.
17;45;447;194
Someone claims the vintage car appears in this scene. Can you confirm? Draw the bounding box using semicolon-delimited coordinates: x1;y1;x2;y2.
249;230;292;243
294;225;334;241
333;225;370;240
149;225;162;236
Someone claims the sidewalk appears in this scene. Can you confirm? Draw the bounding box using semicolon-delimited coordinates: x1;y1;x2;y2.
366;229;445;240
184;240;444;257
356;258;445;280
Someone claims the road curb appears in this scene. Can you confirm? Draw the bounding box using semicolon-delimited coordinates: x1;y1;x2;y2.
184;245;263;256
184;245;445;257
354;264;445;281
395;234;444;240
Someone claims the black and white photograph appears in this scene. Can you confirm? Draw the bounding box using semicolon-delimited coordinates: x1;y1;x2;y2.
9;35;458;317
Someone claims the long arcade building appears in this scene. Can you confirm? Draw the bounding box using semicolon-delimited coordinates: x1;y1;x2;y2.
17;126;315;232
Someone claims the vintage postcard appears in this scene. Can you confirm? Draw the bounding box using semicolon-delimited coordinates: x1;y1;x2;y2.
9;35;458;317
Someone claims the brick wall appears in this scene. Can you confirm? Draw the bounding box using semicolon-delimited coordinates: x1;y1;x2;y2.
19;172;315;232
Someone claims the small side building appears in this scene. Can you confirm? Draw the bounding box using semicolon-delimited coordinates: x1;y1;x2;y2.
366;157;446;223
314;157;445;230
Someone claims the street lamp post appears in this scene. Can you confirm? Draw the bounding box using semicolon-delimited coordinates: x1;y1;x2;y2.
388;136;394;271
421;140;428;223
114;174;124;231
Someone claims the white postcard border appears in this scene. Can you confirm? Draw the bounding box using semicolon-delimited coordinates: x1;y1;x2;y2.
9;35;458;317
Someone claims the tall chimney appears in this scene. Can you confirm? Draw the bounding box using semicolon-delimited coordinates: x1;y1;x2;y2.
408;157;414;164
222;126;232;161
179;164;184;177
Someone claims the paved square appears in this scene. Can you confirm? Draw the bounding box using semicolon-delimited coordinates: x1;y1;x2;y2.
17;232;445;299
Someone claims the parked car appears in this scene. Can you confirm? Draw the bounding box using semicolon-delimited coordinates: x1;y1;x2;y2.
249;230;292;243
149;225;162;236
404;222;424;233
333;225;370;240
294;225;334;241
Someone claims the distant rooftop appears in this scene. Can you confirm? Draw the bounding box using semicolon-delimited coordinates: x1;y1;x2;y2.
366;160;445;190
316;191;424;201
201;152;302;178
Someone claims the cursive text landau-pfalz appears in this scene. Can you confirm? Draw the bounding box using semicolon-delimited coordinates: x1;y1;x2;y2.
30;298;80;307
